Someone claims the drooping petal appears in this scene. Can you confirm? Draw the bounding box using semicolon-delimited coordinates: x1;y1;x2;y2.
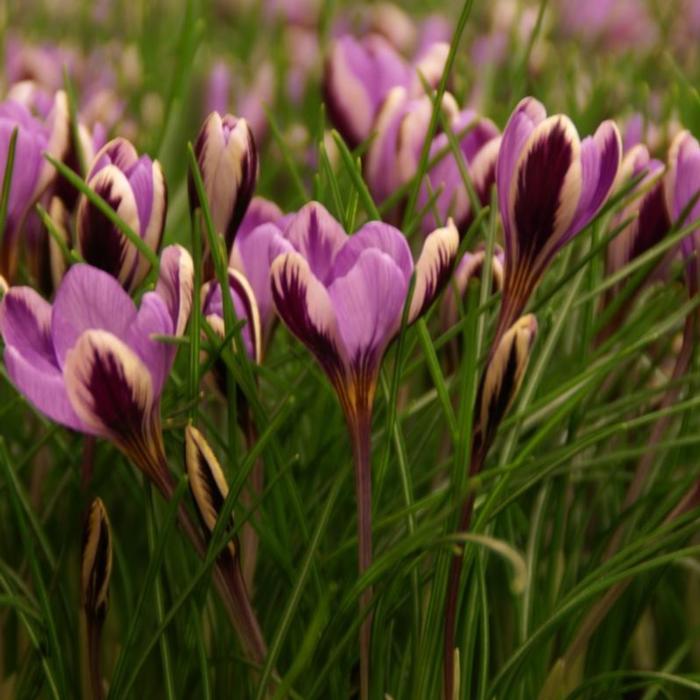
508;115;582;271
330;221;413;284
283;202;347;283
271;251;346;385
64;329;155;443
328;248;407;373
0;287;84;431
496;97;547;252
51;264;137;368
409;219;460;322
155;245;194;337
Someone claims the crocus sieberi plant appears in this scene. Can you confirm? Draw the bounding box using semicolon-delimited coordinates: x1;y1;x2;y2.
495;96;622;343
0;90;69;280
270;201;459;699
76;137;167;293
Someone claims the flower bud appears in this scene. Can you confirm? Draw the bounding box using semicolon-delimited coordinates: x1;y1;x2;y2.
185;425;236;557
189;112;258;260
476;314;537;452
77;137;167;292
81;498;113;622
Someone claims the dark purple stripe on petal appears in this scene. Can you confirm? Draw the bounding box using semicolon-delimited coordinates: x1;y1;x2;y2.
513;120;574;264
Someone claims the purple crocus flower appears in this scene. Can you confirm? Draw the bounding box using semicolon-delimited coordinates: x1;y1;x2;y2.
495;97;622;342
190;112;259;270
76;138;167;293
323;32;448;150
270;201;458;698
0;245;192;492
205;61;232;117
0;90;69;280
665;130;700;292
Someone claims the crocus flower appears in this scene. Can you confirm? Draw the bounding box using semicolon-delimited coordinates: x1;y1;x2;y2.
189;111;258;264
607;146;668;281
495;97;622;342
323;33;448;150
0;90;69;279
76;138;167;293
271;201;458;697
665;130;700;292
0;245;192;493
205;61;232;117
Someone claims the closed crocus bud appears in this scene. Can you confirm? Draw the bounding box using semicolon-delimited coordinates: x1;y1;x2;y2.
495;97;621;343
476;314;537;453
185;425;236;557
81;497;113;621
77;138;167;293
665;130;700;293
440;245;505;331
0;89;69;280
189;112;258;261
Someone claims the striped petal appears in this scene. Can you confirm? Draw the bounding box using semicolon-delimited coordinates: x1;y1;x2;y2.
51;264;137;369
185;425;235;554
77;165;141;291
508;115;582;273
409;219;459;322
271;251;346;386
155;245;194;338
497;97;547;253
64;329;155;444
81;498;113;620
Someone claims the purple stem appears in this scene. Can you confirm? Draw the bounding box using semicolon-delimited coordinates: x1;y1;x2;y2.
349;408;373;700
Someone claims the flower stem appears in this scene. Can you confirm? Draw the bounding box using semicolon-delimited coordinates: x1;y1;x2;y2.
240;406;264;594
443;445;483;700
350;409;373;700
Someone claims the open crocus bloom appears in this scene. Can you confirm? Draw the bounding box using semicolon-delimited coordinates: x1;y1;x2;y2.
0;245;192;487
495;96;621;341
270;202;459;419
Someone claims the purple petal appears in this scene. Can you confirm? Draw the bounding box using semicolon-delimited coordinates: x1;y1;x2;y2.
237;196;284;239
88;137;139;180
271;251;347;385
328;248;407;370
64;329;155;443
126;293;173;397
509;115;581;269
409;220;460;322
230;222;290;334
155;244;194;337
51;264;137;368
283;202;347;283
0;287;84;431
497;97;547;253
566;120;621;241
330;221;413;284
77;165;141;291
